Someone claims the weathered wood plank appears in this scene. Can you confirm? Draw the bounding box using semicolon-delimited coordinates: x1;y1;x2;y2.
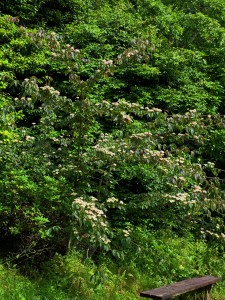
140;275;221;299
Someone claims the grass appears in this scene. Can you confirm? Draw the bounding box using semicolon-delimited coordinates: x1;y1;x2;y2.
0;267;224;300
0;232;224;299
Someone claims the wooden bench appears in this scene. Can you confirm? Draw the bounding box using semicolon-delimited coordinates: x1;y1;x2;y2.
140;275;221;300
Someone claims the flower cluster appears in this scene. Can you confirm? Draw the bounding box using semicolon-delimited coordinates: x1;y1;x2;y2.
40;85;60;96
102;59;113;66
117;49;139;63
200;228;225;241
125;49;139;58
73;196;108;227
166;192;191;205
144;107;162;113
123;229;131;237
93;146;115;157
193;185;203;193
73;196;111;246
14;97;32;102
106;197;124;209
25;135;35;141
131;132;152;140
121;113;133;123
50;40;81;64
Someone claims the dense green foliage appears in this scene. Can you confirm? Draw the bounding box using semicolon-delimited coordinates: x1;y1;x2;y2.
0;233;224;299
0;0;225;298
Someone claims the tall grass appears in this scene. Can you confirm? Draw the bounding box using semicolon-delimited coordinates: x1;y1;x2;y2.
0;231;224;299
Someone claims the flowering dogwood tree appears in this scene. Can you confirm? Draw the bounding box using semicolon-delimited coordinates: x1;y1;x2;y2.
0;24;224;260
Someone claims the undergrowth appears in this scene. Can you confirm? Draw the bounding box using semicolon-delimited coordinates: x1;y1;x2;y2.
0;231;224;300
